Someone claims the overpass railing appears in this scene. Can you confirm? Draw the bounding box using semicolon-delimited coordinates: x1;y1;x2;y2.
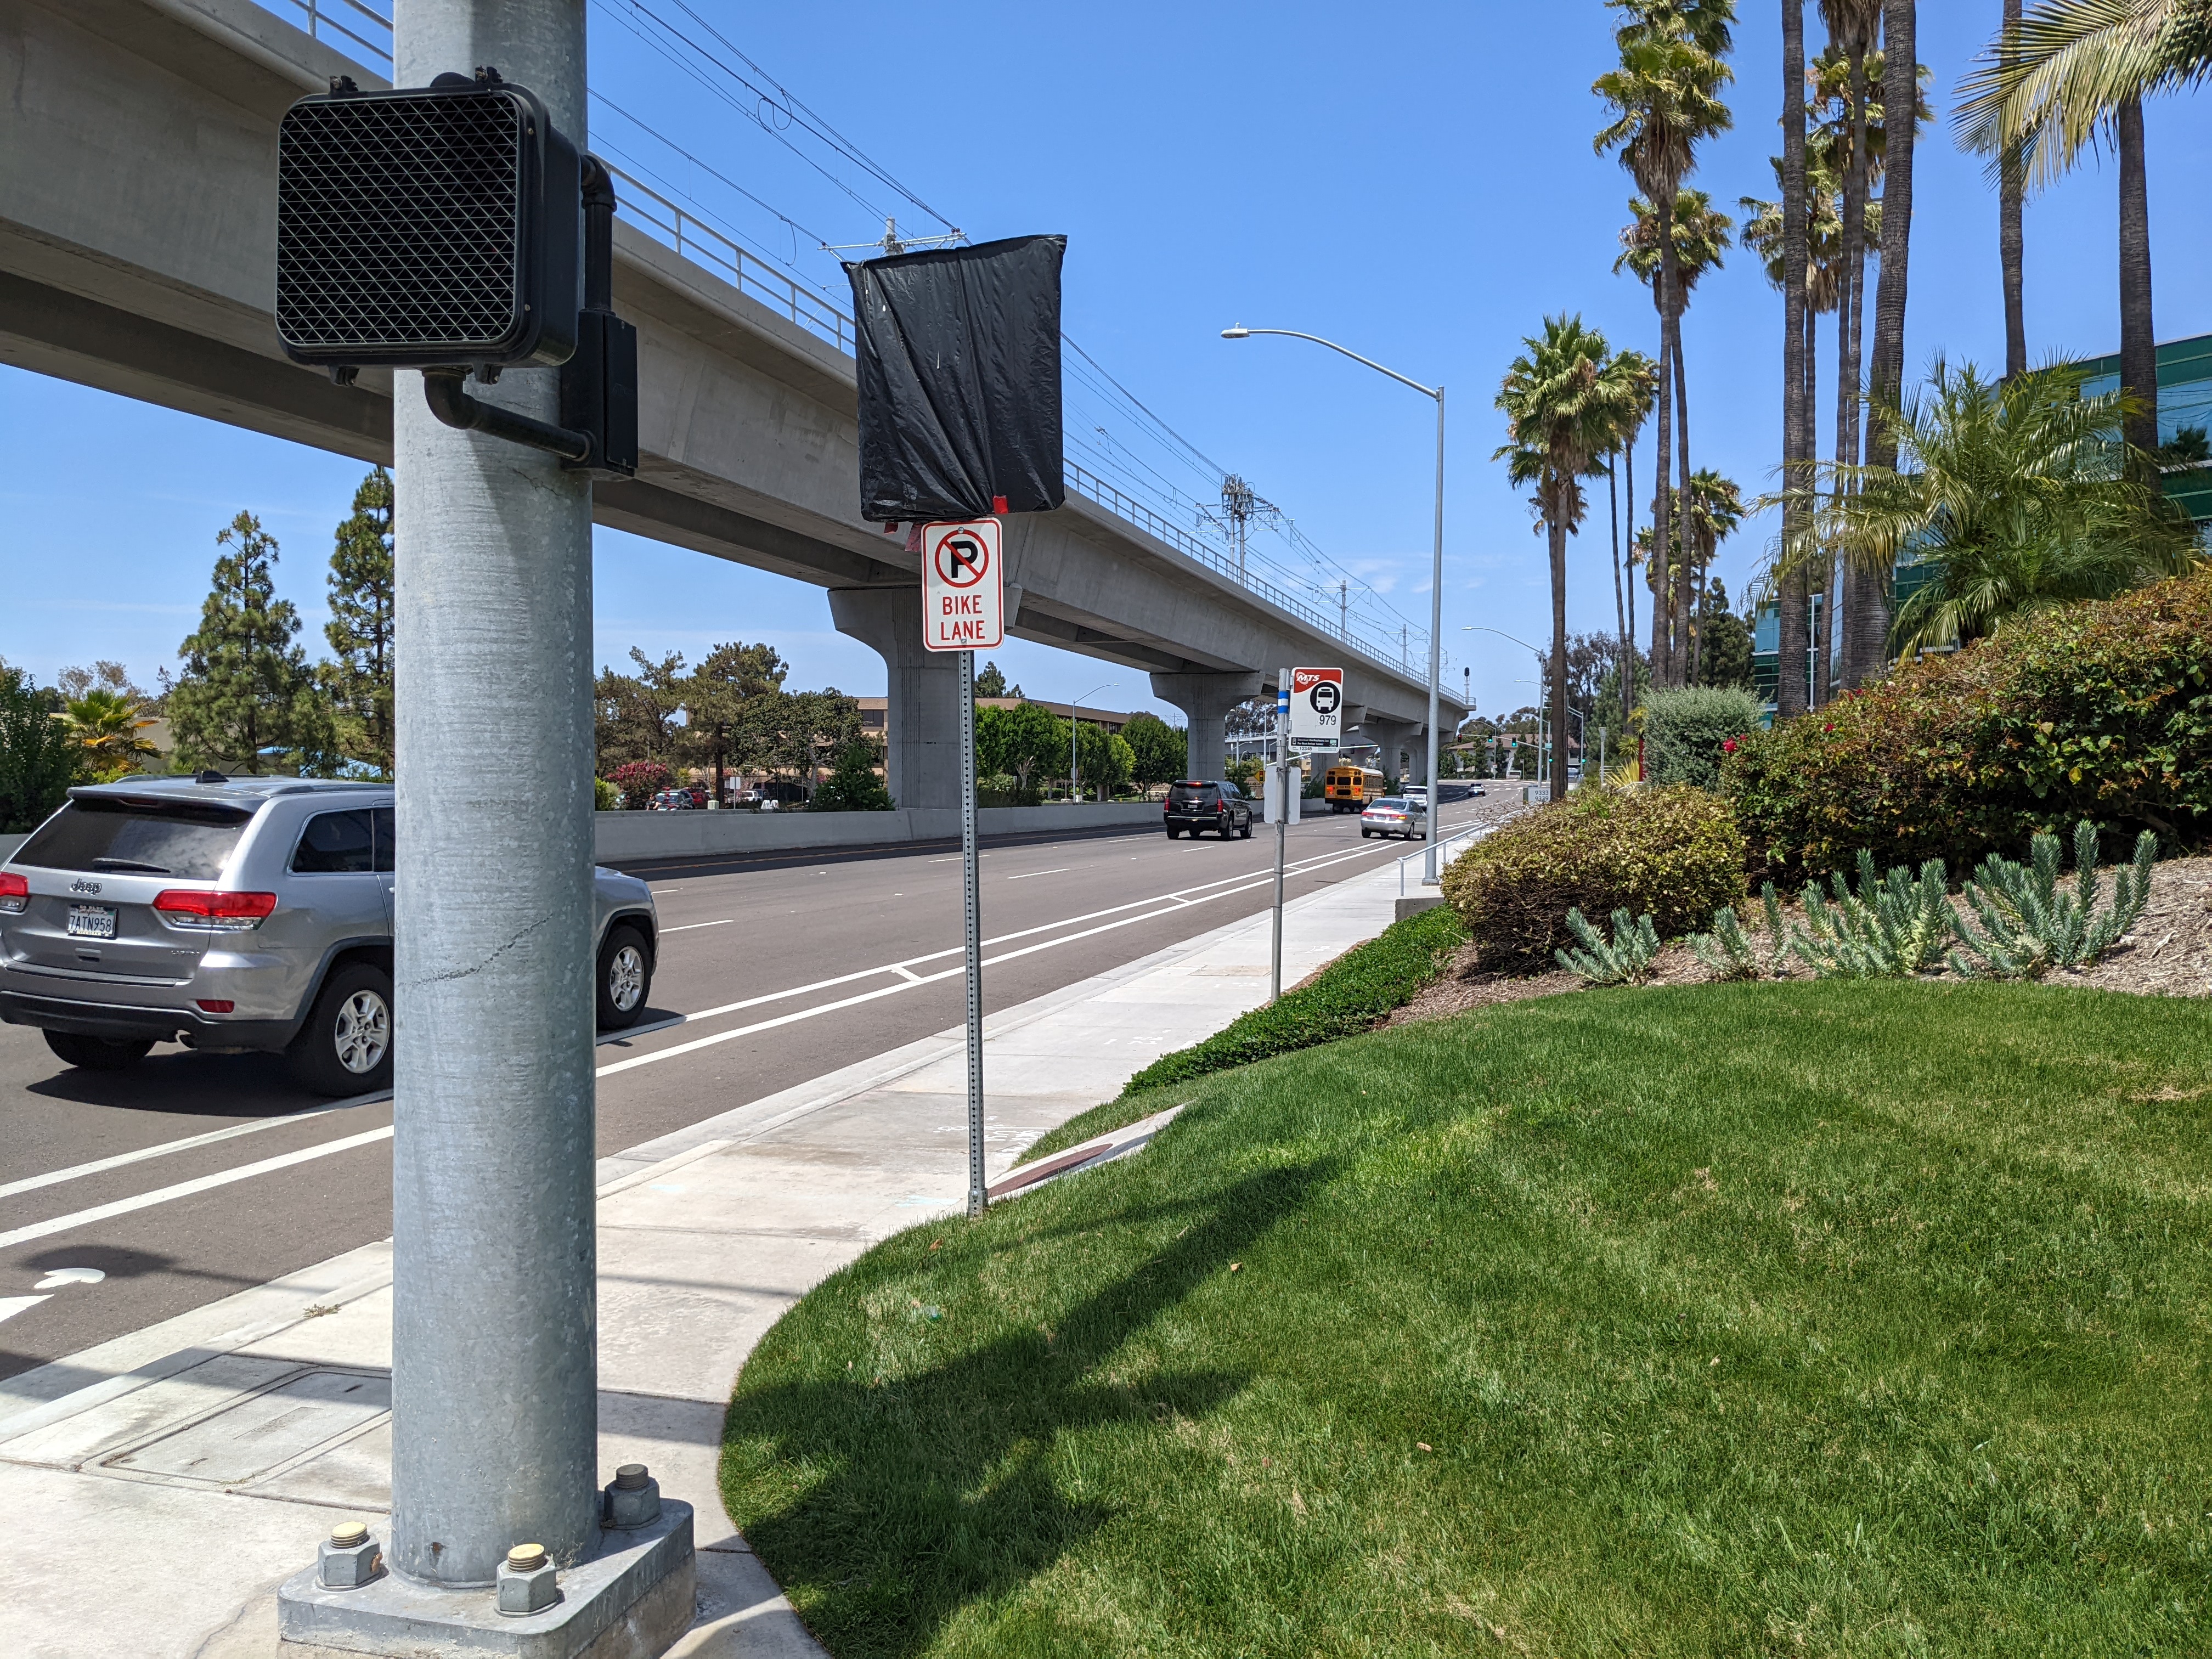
256;0;1429;685
603;168;857;356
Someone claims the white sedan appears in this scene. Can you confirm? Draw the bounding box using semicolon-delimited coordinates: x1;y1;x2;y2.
1360;797;1426;840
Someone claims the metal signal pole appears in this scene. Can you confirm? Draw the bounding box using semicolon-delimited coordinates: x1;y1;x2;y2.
388;0;596;1588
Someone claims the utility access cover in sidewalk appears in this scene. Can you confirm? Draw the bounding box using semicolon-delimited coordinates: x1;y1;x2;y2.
106;1368;388;1487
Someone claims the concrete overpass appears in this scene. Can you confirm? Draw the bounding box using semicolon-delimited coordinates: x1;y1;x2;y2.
0;0;1464;800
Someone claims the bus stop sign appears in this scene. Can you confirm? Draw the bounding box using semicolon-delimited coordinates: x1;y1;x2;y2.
1288;665;1344;746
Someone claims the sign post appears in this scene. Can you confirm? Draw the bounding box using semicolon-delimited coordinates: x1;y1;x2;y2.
922;520;1004;1216
1266;667;1341;1001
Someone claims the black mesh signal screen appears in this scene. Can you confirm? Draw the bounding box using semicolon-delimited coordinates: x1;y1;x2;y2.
275;91;526;359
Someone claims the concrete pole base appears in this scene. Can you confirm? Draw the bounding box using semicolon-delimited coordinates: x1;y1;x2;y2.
276;1504;694;1659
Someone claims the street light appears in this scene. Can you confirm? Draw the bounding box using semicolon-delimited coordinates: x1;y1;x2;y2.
1069;681;1118;802
1224;324;1446;881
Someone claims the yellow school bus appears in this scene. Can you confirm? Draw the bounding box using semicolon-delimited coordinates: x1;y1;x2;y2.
1322;764;1386;812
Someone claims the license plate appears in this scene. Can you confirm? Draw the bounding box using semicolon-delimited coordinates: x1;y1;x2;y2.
66;904;116;939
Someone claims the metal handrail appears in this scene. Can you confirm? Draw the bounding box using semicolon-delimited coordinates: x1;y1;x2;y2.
267;0;393;66
1396;812;1494;896
252;0;1431;683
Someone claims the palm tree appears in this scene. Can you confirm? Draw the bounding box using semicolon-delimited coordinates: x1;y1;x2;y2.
2000;0;2029;376
1615;189;1730;686
1595;2;1736;689
1802;360;2196;655
57;689;161;777
1779;0;1813;719
1678;469;1747;681
1745;146;1863;701
1850;0;1918;689
1602;353;1660;733
1956;0;2212;455
1496;317;1648;801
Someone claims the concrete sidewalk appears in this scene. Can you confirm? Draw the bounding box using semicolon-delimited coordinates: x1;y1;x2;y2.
0;850;1414;1657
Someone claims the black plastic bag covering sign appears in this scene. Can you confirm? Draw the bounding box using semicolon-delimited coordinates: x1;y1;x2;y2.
848;234;1066;522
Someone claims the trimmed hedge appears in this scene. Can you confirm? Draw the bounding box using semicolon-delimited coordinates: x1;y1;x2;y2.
1725;568;2212;887
1442;785;1746;967
1120;903;1466;1094
1644;686;1765;789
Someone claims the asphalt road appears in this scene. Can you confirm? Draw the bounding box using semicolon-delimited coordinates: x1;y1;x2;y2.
0;799;1502;1378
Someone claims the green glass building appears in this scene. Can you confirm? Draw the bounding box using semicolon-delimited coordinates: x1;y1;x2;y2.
1751;332;2212;713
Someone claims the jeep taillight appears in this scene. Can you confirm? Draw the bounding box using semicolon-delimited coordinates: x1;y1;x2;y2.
0;872;24;914
154;889;278;930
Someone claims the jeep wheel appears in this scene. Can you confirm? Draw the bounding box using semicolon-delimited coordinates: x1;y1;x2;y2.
288;961;393;1096
43;1030;154;1071
597;926;654;1031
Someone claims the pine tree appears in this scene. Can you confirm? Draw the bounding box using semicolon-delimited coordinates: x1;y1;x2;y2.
322;467;394;777
171;512;338;775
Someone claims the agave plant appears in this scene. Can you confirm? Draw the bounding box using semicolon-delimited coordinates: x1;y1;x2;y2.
1787;850;1955;979
1689;883;1792;980
1557;907;1662;987
1948;822;2157;979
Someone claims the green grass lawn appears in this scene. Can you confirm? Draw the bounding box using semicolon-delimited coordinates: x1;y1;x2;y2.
720;982;2212;1657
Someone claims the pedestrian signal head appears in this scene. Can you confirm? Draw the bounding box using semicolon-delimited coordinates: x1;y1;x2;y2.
275;75;579;371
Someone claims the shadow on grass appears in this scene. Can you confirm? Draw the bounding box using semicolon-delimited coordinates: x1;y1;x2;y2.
723;1158;1329;1658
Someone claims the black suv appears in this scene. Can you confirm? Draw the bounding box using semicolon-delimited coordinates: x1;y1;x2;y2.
1163;780;1254;840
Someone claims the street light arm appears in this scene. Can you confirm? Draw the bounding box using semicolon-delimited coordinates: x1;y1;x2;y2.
1464;623;1546;658
1221;328;1438;400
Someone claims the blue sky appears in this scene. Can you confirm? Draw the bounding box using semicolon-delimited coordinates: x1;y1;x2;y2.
4;1;2208;725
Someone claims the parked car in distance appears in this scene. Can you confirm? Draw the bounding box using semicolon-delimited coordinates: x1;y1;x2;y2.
647;789;699;811
1361;796;1426;840
1163;780;1254;840
0;776;660;1095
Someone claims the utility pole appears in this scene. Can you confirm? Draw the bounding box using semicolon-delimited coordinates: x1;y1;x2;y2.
1222;474;1255;583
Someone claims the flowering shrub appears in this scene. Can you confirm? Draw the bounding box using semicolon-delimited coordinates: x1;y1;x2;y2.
1724;568;2212;887
607;759;673;810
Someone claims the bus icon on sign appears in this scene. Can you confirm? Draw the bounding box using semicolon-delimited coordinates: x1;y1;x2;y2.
921;520;1005;652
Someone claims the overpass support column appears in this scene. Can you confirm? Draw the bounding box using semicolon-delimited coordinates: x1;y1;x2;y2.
1150;671;1262;781
1364;718;1417;785
831;588;961;811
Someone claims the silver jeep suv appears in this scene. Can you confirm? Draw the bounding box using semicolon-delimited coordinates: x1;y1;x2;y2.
0;776;659;1095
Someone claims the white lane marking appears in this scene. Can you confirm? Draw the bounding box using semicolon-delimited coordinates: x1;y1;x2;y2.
0;1098;377;1202
1005;869;1069;881
660;919;734;933
595;838;1398;1081
0;1126;394;1253
0;1295;50;1325
0;826;1463;1242
34;1267;105;1288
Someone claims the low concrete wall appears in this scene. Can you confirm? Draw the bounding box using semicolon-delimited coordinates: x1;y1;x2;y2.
592;803;1161;864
